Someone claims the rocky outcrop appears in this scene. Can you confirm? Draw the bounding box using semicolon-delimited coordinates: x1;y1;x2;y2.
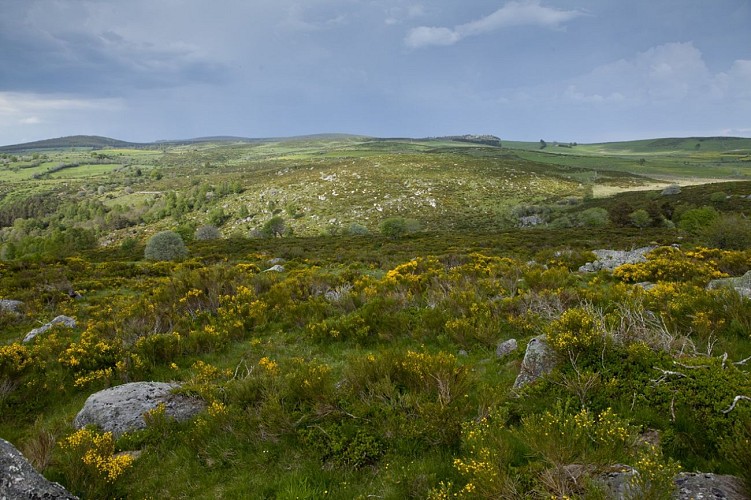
73;382;205;437
264;264;285;273
23;315;77;343
662;184;682;195
513;335;557;389
496;338;518;359
0;299;23;314
708;270;751;299
0;437;78;499
579;246;656;273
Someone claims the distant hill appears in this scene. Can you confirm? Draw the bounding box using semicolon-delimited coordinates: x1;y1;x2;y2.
0;135;144;153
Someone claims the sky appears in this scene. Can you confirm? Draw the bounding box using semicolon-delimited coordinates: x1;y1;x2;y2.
1;0;750;145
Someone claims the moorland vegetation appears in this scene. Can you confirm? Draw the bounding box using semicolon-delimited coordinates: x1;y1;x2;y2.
1;135;751;498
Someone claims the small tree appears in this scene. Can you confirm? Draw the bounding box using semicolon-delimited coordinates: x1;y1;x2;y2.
262;216;286;238
144;231;187;261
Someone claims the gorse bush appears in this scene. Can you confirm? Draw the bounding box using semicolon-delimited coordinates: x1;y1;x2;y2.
144;231;188;261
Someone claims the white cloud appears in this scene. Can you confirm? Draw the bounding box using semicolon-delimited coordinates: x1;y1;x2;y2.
0;93;123;137
405;0;583;48
558;42;722;105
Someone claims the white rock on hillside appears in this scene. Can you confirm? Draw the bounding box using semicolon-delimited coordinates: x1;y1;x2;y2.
1;437;79;499
73;382;205;437
23;315;77;343
579;246;656;273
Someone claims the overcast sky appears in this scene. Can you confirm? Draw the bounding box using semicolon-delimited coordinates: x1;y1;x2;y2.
1;0;750;145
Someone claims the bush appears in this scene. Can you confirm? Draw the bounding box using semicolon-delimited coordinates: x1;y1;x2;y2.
629;209;651;229
677;206;719;234
262;216;286;237
195;225;221;241
381;217;420;238
144;231;188;261
346;222;369;235
700;214;751;250
380;217;408;239
577;208;610;228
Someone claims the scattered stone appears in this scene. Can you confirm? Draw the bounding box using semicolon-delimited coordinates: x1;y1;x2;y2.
0;437;79;499
264;264;285;273
457;349;468;357
579;246;656;273
708;270;751;299
268;257;285;265
513;335;557;389
23;315;77;343
73;382;205;437
496;338;518;359
0;299;23;314
661;184;682;195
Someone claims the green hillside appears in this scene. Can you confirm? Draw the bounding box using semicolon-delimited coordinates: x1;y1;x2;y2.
1;135;750;498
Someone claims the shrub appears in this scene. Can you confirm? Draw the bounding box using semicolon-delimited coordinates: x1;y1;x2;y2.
144;231;188;261
677;206;719;234
577;208;610;228
380;217;408;239
346;222;369;235
262;216;286;237
195;224;221;241
700;214;751;250
629;209;652;229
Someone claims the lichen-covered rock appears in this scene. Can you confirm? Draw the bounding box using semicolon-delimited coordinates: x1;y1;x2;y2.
264;264;285;272
579;246;656;273
496;338;518;359
0;299;23;314
513;335;557;389
708;270;751;299
674;472;748;499
23;315;77;343
597;466;748;500
73;382;205;437
0;437;78;499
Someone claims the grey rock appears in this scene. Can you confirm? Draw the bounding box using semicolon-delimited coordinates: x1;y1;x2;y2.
596;464;640;499
268;257;286;265
264;264;285;273
73;382;205;437
23;315;77;343
598;467;749;500
0;299;23;314
662;184;682;195
709;271;751;299
513;335;557;389
496;338;518;358
674;472;748;499
579;246;656;273
0;437;78;499
518;215;545;227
